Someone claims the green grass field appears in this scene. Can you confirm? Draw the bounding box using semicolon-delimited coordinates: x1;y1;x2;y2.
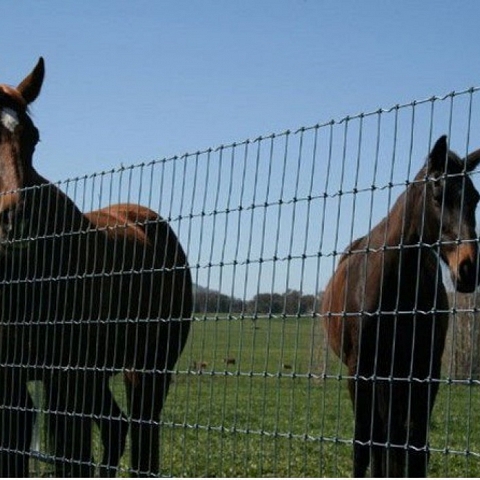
30;316;480;477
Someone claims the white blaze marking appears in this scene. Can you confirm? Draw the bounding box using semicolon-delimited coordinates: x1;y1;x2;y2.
0;107;19;133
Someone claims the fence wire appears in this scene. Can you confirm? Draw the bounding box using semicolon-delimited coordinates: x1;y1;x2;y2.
2;87;480;477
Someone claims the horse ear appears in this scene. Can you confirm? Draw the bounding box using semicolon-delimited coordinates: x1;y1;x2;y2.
17;57;45;105
427;135;448;175
465;148;480;172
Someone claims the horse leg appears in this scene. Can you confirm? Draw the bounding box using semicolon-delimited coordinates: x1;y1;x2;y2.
347;377;371;477
404;380;439;477
348;373;385;477
44;372;95;477
125;371;170;477
0;368;36;477
375;376;411;477
94;376;129;478
405;341;443;477
350;324;387;478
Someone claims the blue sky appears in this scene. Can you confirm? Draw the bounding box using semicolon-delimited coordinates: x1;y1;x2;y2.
2;1;480;178
2;1;480;298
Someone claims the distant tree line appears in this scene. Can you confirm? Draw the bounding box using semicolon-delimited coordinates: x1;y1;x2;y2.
193;285;244;313
193;284;480;378
193;285;320;316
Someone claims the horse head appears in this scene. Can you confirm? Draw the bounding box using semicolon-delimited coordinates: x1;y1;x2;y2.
420;135;480;293
0;58;45;257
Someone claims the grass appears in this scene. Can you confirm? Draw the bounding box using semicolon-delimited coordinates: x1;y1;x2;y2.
29;315;480;477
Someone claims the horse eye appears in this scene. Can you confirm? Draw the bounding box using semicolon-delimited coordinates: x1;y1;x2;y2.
0;208;13;232
432;184;444;204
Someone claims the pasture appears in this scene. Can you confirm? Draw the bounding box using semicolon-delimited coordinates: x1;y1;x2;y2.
30;315;480;477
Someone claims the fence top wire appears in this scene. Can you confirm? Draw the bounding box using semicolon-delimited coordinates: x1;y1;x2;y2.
43;85;480;187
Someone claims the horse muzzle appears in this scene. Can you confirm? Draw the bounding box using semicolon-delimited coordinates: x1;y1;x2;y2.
452;257;479;293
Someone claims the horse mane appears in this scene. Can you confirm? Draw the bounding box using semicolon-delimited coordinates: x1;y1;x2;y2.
338;236;367;264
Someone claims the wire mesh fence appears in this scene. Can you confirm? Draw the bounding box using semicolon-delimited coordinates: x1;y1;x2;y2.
3;81;480;477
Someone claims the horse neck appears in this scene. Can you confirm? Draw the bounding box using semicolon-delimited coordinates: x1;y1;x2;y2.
372;183;428;250
25;168;88;241
362;182;438;280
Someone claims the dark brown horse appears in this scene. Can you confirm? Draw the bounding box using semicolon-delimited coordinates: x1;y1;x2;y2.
321;136;480;477
0;58;192;477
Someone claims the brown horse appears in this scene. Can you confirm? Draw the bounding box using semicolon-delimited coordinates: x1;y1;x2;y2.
321;136;480;477
0;58;192;476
